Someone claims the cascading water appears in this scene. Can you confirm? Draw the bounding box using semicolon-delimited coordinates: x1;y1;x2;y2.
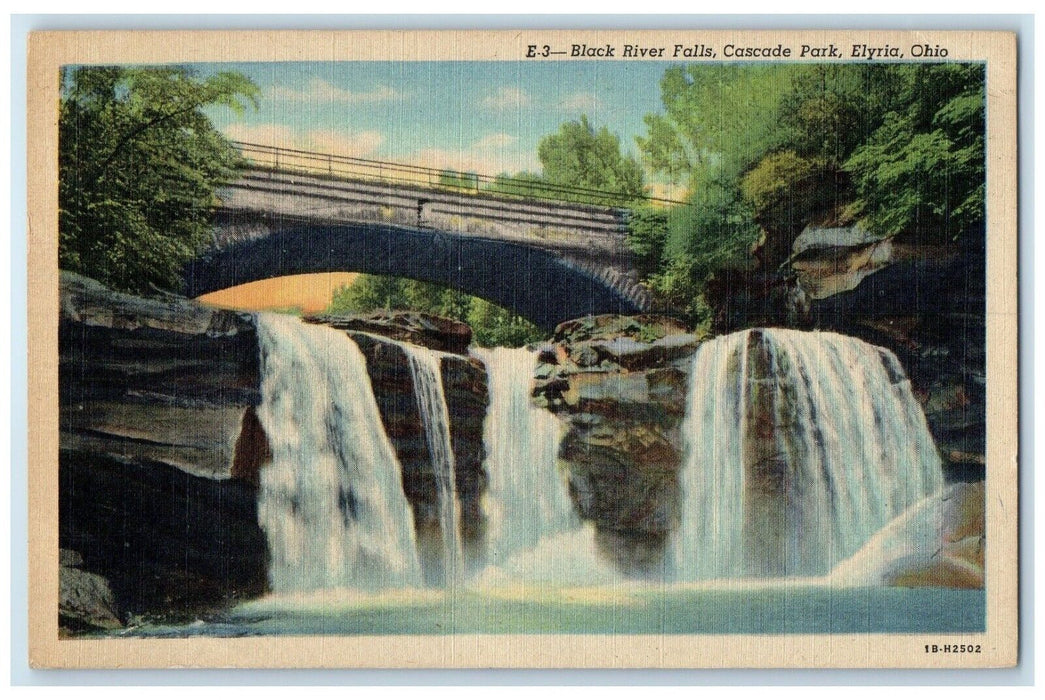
253;313;422;592
473;347;618;586
401;344;464;585
473;348;578;561
671;328;944;580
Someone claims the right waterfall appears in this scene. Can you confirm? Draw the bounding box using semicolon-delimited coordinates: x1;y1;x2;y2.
671;328;944;580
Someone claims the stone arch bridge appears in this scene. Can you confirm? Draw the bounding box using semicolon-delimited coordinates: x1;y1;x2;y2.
185;143;657;331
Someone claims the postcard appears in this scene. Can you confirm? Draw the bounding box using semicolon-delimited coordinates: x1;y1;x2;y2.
26;28;1018;669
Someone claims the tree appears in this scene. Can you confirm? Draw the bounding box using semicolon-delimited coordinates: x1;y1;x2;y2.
844;64;985;241
537;115;646;206
59;66;259;294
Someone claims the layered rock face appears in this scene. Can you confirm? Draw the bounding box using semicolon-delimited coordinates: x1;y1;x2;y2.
59;272;268;627
304;311;473;354
533;314;702;572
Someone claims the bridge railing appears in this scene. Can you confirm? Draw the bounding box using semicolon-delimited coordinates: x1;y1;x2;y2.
231;140;684;210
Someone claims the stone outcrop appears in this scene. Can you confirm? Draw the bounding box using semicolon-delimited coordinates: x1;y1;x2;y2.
59;549;123;633
59;273;269;623
60;272;260;479
304;310;473;354
533;314;702;573
888;481;985;589
60;448;269;622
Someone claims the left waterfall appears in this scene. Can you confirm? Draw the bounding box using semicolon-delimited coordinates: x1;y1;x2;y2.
253;313;422;592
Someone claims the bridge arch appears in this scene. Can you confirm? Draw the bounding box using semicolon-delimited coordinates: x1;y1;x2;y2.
185;218;646;331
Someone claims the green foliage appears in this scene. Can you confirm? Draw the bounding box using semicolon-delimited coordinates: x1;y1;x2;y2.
631;61;985;322
326;274;544;348
844;64;985;240
537;115;646;206
740;151;819;215
437;169;479;191
465;298;546;348
624;206;669;277
59;65;259;294
643;254;712;332
638;65;797;190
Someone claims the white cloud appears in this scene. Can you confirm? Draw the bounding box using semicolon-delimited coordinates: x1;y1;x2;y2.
222;123;385;158
267;78;398;104
405;133;536;176
481;87;531;110
557;92;602;113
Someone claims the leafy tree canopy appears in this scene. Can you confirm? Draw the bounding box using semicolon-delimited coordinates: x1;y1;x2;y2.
629;62;984;326
59;65;259;294
537;115;646;206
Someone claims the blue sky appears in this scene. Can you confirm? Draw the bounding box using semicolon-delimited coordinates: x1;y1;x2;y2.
198;61;677;177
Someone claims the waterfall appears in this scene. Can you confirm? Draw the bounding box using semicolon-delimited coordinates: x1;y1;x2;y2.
254;313;422;592
672;328;944;580
401;344;464;585
472;348;618;586
473;348;578;561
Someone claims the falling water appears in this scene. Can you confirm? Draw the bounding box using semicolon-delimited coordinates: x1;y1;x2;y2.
472;348;619;586
253;313;422;592
473;348;578;561
402;344;464;585
672;328;944;580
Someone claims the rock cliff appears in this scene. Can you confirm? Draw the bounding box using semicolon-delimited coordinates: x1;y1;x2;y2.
533;314;702;573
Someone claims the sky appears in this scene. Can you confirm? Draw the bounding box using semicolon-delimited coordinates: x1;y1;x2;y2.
198;61;677;177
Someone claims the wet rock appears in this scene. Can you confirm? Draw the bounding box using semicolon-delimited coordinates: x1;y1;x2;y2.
59;560;123;632
534;314;702;570
553;313;690;345
341;329;487;583
888;481;985;589
305;310;472;354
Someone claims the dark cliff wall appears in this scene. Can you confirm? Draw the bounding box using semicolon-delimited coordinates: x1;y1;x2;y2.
58;272;268;624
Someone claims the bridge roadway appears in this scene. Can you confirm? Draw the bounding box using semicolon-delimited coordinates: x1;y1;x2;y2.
186;166;653;330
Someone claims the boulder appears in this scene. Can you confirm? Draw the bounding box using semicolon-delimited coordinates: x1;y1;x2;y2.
888;481;985;589
789;225;893;299
59;556;123;633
